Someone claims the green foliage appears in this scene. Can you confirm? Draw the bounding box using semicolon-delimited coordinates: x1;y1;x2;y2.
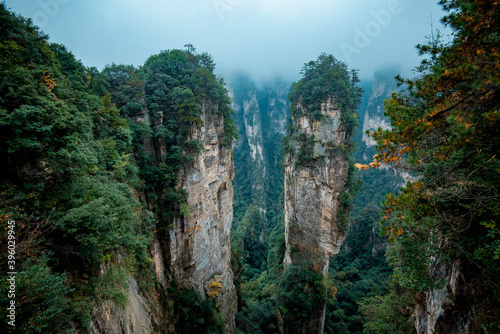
476;220;500;263
295;135;316;166
288;53;362;136
100;47;238;332
324;90;405;334
101;63;144;115
337;190;353;231
179;202;191;218
169;282;225;334
276;264;327;331
0;255;87;333
311;109;324;121
232;207;284;333
89;265;129;308
327;204;394;333
0;5;157;332
236;270;279;333
186;138;205;154
233;63;362;332
233;205;268;273
358;280;416;334
142;48;236;141
229;75;289;332
369;0;500;330
129;47;237;226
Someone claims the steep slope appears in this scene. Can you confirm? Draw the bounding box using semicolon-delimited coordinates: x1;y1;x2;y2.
168;104;237;330
228;74;290;333
0;7;162;333
359;67;399;156
363;1;500;332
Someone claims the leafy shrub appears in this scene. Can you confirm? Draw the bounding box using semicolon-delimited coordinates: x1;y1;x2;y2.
0;255;88;333
169;282;225;334
276;264;326;331
295;135;316;167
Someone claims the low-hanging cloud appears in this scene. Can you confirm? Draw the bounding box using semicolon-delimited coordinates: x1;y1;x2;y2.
5;0;448;82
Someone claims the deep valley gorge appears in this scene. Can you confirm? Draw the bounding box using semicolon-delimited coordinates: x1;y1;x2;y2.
1;1;499;334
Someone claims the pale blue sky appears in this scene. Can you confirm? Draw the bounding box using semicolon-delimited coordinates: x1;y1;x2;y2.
4;0;449;82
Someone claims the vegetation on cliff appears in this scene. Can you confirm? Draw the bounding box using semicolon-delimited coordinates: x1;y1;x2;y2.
229;75;289;333
360;0;500;332
284;54;362;231
0;6;152;331
288;53;361;137
0;4;236;332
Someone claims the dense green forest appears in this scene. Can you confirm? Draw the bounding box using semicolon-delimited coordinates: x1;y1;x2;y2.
228;60;414;334
359;0;500;332
1;0;499;333
0;3;236;333
233;1;500;333
324;69;406;334
229;74;288;333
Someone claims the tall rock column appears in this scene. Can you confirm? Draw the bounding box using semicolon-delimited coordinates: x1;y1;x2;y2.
284;96;350;333
283;96;350;274
280;54;360;334
281;97;352;333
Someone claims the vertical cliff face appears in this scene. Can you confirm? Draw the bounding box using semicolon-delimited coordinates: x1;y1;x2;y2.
283;97;349;274
356;67;486;333
168;105;237;332
413;259;477;334
90;253;170;334
357;67;399;159
229;74;289;217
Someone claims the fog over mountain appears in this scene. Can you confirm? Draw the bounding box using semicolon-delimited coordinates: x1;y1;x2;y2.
5;0;448;81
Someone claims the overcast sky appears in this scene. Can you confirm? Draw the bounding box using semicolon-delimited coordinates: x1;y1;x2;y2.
5;0;449;82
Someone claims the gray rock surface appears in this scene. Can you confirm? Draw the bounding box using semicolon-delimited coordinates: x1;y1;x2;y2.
283;96;351;333
169;105;237;332
284;97;349;274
